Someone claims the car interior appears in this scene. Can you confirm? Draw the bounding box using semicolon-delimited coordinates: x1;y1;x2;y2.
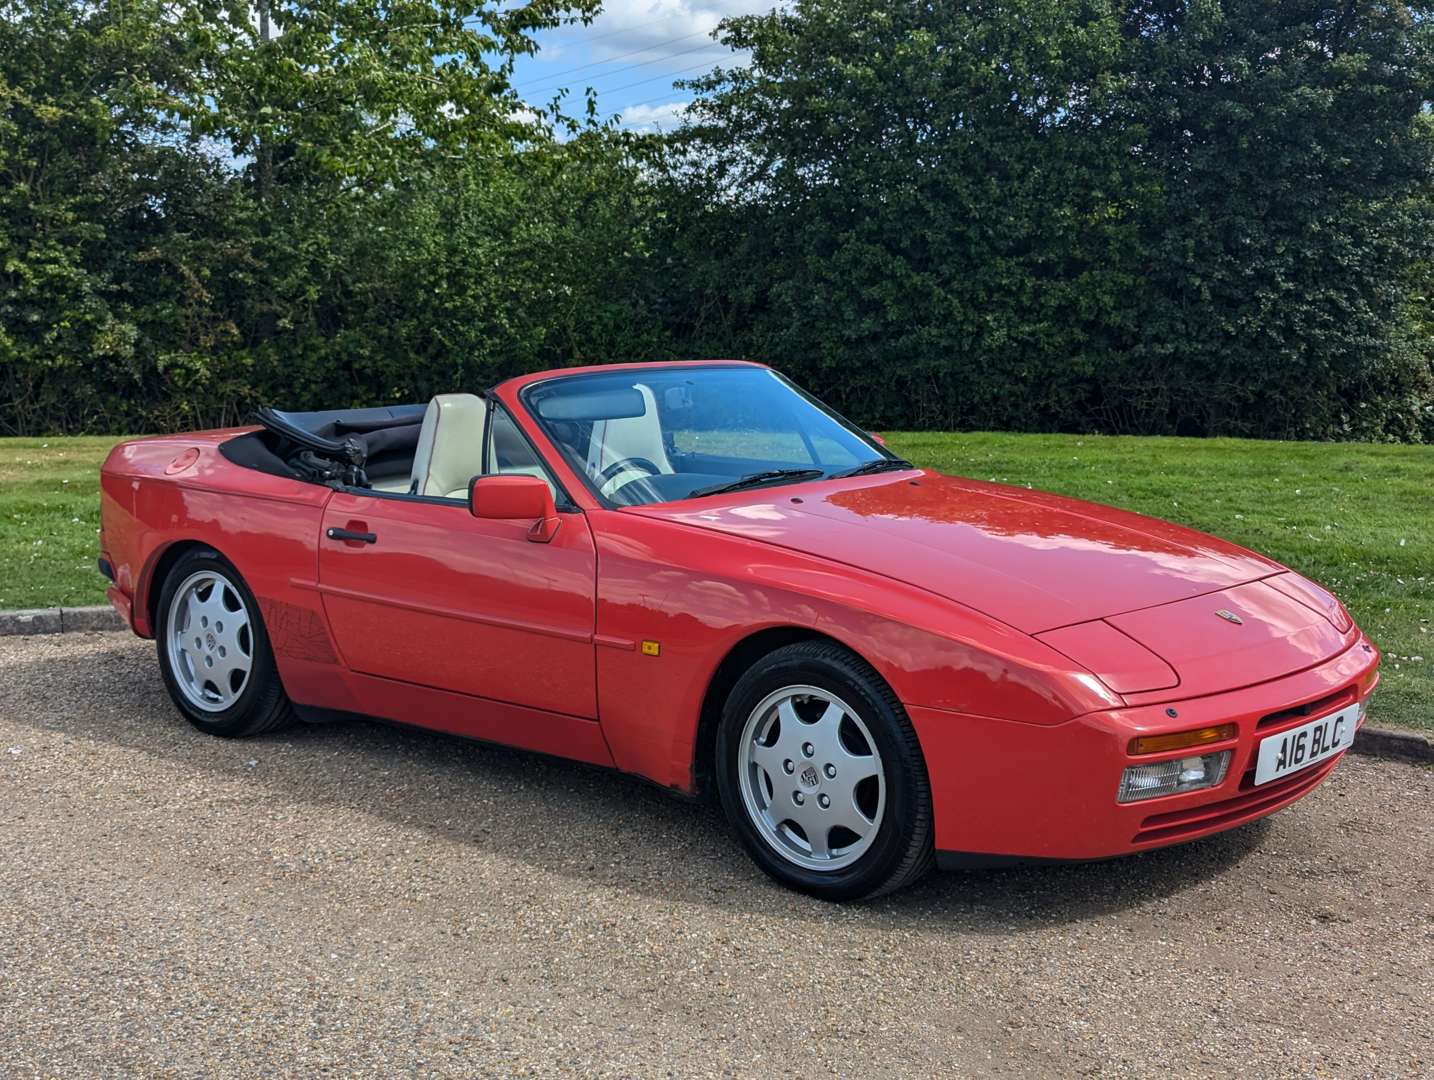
220;395;557;501
222;367;879;507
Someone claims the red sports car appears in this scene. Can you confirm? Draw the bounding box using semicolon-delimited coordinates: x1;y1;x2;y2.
99;361;1379;899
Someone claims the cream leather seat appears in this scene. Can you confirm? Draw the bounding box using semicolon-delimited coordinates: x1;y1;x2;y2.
410;393;487;498
587;384;673;497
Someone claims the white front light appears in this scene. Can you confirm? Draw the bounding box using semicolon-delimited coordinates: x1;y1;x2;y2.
1118;751;1231;804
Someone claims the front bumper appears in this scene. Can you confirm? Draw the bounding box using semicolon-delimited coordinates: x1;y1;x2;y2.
910;636;1380;862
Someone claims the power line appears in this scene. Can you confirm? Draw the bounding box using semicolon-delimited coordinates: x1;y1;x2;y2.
612;55;747;115
543;9;689;49
600;57;726;97
618;88;697;112
535;39;728;94
517;29;716;91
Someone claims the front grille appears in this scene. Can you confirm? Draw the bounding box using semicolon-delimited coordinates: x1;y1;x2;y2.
1256;686;1354;731
1132;757;1338;845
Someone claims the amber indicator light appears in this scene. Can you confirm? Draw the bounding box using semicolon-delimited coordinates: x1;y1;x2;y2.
1128;723;1237;756
641;640;661;657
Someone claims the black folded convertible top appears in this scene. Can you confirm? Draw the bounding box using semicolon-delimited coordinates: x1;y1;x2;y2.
221;402;432;483
263;404;428;438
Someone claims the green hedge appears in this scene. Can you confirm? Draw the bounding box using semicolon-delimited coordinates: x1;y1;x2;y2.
2;1;1432;439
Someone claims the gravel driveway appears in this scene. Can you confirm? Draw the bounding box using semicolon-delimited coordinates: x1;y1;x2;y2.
1;632;1430;1079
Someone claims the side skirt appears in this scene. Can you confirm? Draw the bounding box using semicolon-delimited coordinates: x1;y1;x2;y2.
289;701;702;803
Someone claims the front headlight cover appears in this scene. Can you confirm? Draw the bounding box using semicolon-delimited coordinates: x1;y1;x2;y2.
1267;573;1353;633
1036;620;1179;695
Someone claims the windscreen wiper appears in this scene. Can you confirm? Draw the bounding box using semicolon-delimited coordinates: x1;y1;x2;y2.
690;468;827;498
830;457;915;479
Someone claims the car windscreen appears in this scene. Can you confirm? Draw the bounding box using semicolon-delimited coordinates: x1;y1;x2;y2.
521;366;889;506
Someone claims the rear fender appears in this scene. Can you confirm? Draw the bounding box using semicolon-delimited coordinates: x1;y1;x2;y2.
100;436;340;702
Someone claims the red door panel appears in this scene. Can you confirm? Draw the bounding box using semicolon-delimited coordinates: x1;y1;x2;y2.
317;492;598;718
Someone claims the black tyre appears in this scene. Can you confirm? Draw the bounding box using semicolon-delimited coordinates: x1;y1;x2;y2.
715;641;934;900
154;547;295;738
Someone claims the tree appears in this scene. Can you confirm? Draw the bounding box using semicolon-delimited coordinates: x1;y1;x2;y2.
0;0;608;432
0;0;242;432
4;0;1432;438
664;0;1434;437
179;0;599;194
1111;0;1434;439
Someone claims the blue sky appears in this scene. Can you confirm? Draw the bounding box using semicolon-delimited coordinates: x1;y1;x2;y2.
511;1;776;132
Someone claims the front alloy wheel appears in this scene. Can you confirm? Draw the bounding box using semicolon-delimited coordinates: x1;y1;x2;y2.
737;685;885;871
717;641;934;900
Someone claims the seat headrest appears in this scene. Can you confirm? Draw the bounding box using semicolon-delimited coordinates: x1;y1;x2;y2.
412;393;486;498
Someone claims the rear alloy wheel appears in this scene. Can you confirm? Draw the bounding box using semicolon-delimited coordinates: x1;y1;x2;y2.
716;642;934;900
155;549;294;737
167;570;253;712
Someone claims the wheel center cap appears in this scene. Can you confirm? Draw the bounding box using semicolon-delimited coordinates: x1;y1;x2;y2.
205;632;217;650
798;763;821;790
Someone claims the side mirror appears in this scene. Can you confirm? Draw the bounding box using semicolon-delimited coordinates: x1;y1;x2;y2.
468;475;560;543
868;432;887;447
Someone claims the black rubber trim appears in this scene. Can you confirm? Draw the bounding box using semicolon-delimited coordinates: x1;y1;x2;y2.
485;399;580;512
97;558;114;582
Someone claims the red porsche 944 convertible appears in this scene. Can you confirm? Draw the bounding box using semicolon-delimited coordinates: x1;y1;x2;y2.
99;361;1379;899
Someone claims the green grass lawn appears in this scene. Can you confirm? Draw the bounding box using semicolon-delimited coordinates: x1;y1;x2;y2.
0;437;121;611
3;432;1431;731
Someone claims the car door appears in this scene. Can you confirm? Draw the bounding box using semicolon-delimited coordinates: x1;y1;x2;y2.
315;408;598;720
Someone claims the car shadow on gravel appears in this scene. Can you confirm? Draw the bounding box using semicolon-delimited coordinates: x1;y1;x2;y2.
6;636;1270;932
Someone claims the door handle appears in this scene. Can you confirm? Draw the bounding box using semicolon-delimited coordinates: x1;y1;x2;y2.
326;527;377;544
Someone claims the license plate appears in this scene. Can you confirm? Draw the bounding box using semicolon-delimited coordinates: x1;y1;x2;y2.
1253;703;1359;786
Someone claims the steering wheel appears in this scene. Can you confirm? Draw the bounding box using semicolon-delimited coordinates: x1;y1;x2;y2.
597;456;663;498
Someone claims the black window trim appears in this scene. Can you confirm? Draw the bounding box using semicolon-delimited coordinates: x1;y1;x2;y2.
484;397;581;512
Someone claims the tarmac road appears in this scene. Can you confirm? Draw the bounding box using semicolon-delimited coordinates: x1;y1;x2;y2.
1;631;1430;1079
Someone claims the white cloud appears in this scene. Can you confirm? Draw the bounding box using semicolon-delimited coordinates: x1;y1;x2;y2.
518;1;778;117
618;100;692;132
585;1;773;61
